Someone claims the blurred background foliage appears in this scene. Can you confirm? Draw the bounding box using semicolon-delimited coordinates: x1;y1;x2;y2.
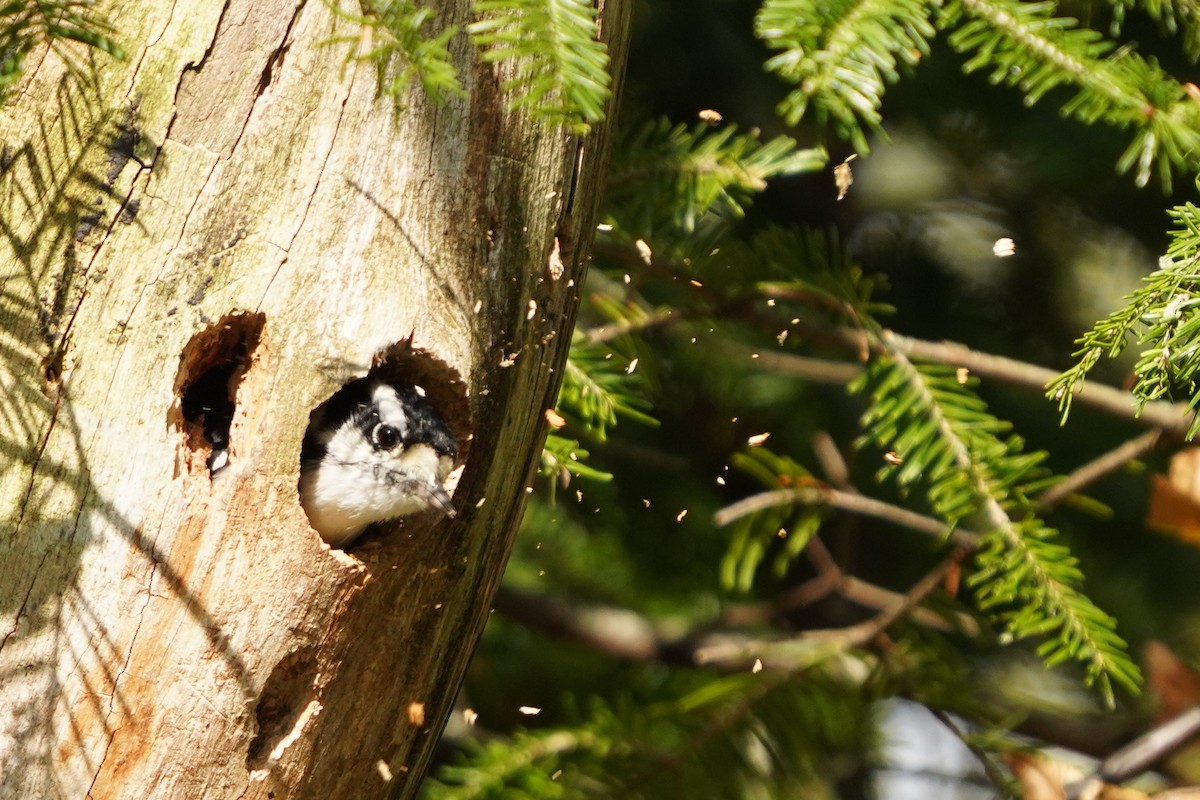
10;0;1200;795
424;0;1200;797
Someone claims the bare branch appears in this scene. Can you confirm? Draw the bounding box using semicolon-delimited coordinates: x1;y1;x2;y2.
1037;429;1163;507
880;331;1192;435
716;342;864;384
713;485;976;547
1077;705;1200;794
810;431;852;488
584;306;680;345
492;586;662;662
693;555;965;668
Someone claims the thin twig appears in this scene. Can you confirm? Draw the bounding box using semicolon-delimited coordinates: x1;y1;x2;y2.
840;574;976;635
585;306;680;345
493;586;661;662
804;532;840;574
930;709;1017;796
695;554;964;668
880;330;1192;435
1086;705;1200;790
713;485;976;547
717;342;864;384
1036;428;1162;507
754;536;842;615
811;431;852;488
818;556;961;649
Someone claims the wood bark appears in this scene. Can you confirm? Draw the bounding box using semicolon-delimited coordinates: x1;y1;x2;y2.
0;0;629;797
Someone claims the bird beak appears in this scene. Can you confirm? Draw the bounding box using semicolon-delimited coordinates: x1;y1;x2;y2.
431;484;456;517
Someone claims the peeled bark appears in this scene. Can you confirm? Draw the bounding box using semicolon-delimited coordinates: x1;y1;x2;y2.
0;0;629;797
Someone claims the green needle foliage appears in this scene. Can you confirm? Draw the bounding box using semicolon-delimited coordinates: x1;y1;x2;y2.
9;0;1197;791
1;0;124;97
539;434;611;483
427;670;878;798
720;447;824;593
1109;0;1200;61
854;353;1141;704
469;0;611;134
756;0;938;153
325;0;464;106
538;336;656;483
943;0;1200;190
557;337;657;442
756;0;1200;187
439;0;1189;783
606;120;828;234
329;0;612;131
941;0;1115;107
1051;194;1200;438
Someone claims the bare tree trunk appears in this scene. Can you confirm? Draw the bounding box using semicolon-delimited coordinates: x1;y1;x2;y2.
0;0;629;797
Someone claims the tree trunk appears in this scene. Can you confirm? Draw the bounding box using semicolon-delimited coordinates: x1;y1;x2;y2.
0;0;629;797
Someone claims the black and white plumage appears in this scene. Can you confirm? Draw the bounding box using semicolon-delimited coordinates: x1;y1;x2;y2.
299;377;458;547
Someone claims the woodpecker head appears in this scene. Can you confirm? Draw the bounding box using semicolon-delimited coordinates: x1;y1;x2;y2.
299;377;457;547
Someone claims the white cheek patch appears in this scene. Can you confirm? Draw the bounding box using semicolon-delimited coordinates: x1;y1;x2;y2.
395;443;443;476
298;459;381;546
299;442;456;546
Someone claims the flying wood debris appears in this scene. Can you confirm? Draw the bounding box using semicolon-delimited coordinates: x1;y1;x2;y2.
834;154;857;201
992;237;1016;257
635;239;652;265
548;238;564;279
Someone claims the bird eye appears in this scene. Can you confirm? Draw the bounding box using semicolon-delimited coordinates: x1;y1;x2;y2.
371;423;401;450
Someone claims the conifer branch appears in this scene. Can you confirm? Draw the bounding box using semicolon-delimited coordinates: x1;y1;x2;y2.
1111;0;1200;61
856;346;1141;704
469;0;612;133
429;661;875;796
587;235;1192;435
1052;198;1200;436
715;484;971;546
1034;429;1162;507
945;0;1200;187
558;337;657;440
327;0;464;105
756;0;939;152
607;120;826;232
947;0;1120;103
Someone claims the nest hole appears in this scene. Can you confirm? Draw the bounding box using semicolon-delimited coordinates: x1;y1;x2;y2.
297;338;471;545
174;312;265;477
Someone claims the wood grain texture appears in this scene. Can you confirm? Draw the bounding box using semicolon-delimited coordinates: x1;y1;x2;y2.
0;0;630;797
